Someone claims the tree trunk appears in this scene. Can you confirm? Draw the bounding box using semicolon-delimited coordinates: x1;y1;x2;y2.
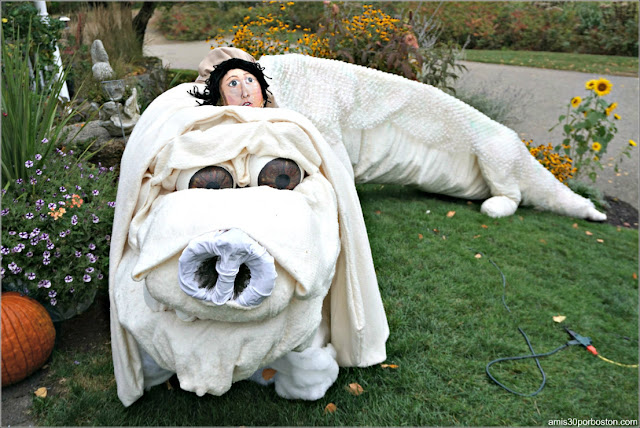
132;2;157;46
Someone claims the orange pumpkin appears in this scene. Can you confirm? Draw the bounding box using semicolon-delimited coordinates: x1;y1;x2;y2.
2;292;56;386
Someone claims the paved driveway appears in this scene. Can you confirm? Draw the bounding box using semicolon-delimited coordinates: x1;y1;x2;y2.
455;61;639;208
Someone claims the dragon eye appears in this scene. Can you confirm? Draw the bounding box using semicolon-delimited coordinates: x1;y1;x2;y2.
189;166;234;190
257;158;302;190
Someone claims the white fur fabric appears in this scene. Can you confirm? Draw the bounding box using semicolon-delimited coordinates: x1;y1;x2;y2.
109;85;389;406
258;54;605;221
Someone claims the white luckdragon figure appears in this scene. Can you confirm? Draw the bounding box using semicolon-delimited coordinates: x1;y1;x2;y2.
109;48;605;407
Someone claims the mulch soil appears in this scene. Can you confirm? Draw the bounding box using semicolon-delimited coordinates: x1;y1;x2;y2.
1;196;637;426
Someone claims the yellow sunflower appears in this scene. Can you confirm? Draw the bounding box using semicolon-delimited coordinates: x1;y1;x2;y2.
592;142;602;152
630;140;637;147
593;78;612;96
585;79;597;90
614;114;621;120
571;96;582;108
605;102;618;116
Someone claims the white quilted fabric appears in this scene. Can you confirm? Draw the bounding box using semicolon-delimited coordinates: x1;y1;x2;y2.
258;54;605;220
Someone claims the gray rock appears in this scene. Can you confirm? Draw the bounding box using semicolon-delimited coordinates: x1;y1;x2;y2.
90;40;110;64
99;101;123;121
92;62;115;82
61;121;113;150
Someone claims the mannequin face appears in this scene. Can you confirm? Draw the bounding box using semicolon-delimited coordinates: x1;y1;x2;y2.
220;69;264;108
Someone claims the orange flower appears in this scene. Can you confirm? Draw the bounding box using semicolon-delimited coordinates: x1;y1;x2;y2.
48;207;67;220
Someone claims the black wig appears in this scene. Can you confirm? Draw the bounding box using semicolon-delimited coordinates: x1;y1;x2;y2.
189;58;272;107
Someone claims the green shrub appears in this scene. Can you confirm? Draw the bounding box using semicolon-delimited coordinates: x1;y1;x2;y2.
1;25;82;185
157;1;324;41
1;2;66;82
416;2;638;56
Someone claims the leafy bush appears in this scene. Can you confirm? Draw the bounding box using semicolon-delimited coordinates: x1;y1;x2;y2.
157;1;324;41
1;24;81;185
1;148;117;322
550;77;635;182
208;2;465;90
416;2;638;57
1;2;66;82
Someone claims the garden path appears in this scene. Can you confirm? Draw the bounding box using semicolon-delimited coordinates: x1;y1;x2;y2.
143;14;638;208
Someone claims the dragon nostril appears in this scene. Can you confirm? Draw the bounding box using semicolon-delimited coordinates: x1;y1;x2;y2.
195;256;250;298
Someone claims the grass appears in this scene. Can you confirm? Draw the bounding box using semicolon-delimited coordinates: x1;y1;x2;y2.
463;50;639;77
32;184;638;426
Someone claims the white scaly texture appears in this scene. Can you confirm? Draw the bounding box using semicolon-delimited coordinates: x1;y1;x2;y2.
259;54;605;221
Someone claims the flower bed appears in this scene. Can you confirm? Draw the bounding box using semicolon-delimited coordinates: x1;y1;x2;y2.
1;147;117;321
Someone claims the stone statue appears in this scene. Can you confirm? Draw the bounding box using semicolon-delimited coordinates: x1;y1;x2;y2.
90;39;141;138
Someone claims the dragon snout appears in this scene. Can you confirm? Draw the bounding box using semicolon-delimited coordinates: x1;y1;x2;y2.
178;229;277;307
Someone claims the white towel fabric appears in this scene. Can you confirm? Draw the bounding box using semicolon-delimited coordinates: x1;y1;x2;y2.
257;54;606;221
109;86;389;406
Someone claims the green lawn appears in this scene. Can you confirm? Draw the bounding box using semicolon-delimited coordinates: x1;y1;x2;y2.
32;184;638;426
463;50;639;76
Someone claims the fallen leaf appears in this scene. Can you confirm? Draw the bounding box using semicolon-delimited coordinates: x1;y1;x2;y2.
375;210;381;215
380;363;399;369
539;239;547;244
473;235;481;239
166;380;173;390
347;382;364;396
442;235;446;240
518;216;524;221
633;273;637;280
418;234;423;240
585;231;593;236
432;228;439;234
446;211;456;218
572;223;578;229
596;239;604;243
324;403;337;414
474;253;482;259
262;368;277;381
466;201;473;205
553;315;566;323
34;387;47;398
481;224;488;229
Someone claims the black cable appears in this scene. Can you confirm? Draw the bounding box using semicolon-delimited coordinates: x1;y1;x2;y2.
474;249;572;397
486;328;569;397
